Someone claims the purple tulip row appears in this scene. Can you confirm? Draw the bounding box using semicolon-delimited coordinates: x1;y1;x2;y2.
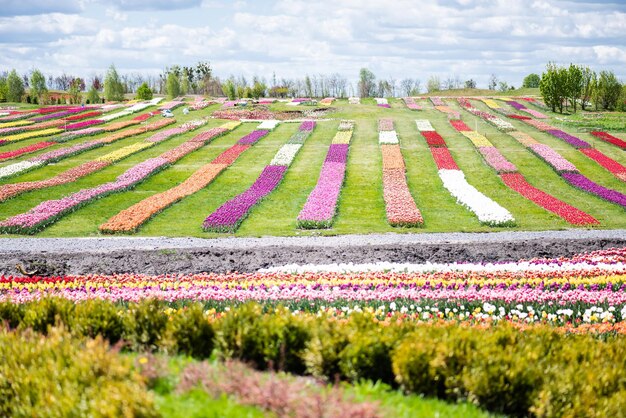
238;129;270;145
562;173;626;209
202;165;288;233
53;127;105;143
545;129;591;149
299;120;316;131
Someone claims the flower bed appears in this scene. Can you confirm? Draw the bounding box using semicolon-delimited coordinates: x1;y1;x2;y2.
402;97;421;110
478;146;518;173
298;122;350;228
580;148;626;181
449;120;471;131
0;123;236;234
53;127;105;143
457;99;514;131
380;119;423;227
501;173;599;225
63;119;105;131
545;129;591;149
591;131;626;149
562;173;626;208
430;147;459;170
421;131;447;147
31;107;87;122
203;122;314;233
430;97;444;106
0;141;56;162
528;143;579;173
1;128;62;144
415;119;435;132
506;100;548;118
378;118;394;131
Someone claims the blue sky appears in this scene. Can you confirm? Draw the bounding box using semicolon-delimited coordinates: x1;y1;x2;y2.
1;0;624;89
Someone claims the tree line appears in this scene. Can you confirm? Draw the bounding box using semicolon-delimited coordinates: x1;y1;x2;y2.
537;62;625;113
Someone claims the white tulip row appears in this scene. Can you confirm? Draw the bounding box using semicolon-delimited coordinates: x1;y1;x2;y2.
438;169;514;226
100;98;163;122
415;119;435;132
378;130;399;144
259;260;626;274
270;143;302;166
348;97;360;104
0;160;44;180
375;98;388;105
257;120;280;130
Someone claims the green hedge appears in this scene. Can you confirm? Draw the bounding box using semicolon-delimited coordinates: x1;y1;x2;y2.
0;326;157;417
1;299;626;417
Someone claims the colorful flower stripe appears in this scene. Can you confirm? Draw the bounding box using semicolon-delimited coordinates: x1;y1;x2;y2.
528;143;579;173
439;169;515;225
0;141;56;162
579;148;626;181
505;100;548;119
521;118;553;131
380;119;423;227
0;120;34;128
378;130;399;144
63;111;102;121
501;173;599;225
459;131;493;147
63;119;105;131
238;129;270;145
511;113;626;182
450;120;471;131
378;118;394;131
562;173;626;208
256;120;280;130
319;97;335;105
375;98;389;107
1;128;63;144
430;97;445;106
54;127;105;143
203;165;288;232
0;124;235;234
31;107;87;122
458;99;514;131
422;131;447;147
203;123;313;233
415;119;435;132
0;120;193;202
430;147;459;170
482;99;504;110
402;97;421;110
297;123;351;228
478;146;518;172
508;114;532;120
591;131;626;149
445;108;598;224
434;105;461;120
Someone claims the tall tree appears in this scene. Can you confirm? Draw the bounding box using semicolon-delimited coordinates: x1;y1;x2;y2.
104;64;124;101
464;79;477;89
580;66;595;111
166;72;180;99
426;75;441;93
595;70;622;110
136;82;153;100
540;62;566;113
6;69;25;102
67;78;82;104
566;64;583;112
488;74;498;90
358;68;376;98
29;69;47;104
522;73;540;88
86;86;100;104
222;78;236;100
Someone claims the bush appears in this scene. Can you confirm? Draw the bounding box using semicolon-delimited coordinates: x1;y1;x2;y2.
0;326;157;417
124;299;169;351
214;303;310;374
168;303;215;358
136;82;153;100
73;299;126;344
20;297;75;334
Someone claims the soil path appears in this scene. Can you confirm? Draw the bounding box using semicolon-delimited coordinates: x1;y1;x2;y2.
1;229;625;275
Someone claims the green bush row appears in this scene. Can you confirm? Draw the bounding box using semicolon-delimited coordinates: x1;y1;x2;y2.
2;299;626;417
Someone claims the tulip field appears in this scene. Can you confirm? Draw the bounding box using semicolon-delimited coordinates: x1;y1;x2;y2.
0;96;625;236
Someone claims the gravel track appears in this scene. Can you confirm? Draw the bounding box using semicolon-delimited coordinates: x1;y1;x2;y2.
1;229;626;276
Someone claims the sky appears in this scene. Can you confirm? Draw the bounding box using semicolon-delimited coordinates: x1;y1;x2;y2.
1;0;625;90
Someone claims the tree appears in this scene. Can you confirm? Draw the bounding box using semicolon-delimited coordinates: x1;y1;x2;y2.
540;62;567;113
498;81;509;92
464;79;477;89
566;64;583;112
595;70;622;110
136;82;153;100
522;73;540;88
617;84;626;112
426;76;441;93
400;78;414;96
304;75;313;98
488;74;498;90
67;79;82;104
166;72;180;98
251;79;266;99
104;64;124;101
0;75;7;102
86;86;100;104
6;69;25;102
357;68;376;98
580;66;595;111
29;69;47;104
222;78;236;99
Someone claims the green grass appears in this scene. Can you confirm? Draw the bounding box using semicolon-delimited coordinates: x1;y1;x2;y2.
1;97;626;237
156;391;267;418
